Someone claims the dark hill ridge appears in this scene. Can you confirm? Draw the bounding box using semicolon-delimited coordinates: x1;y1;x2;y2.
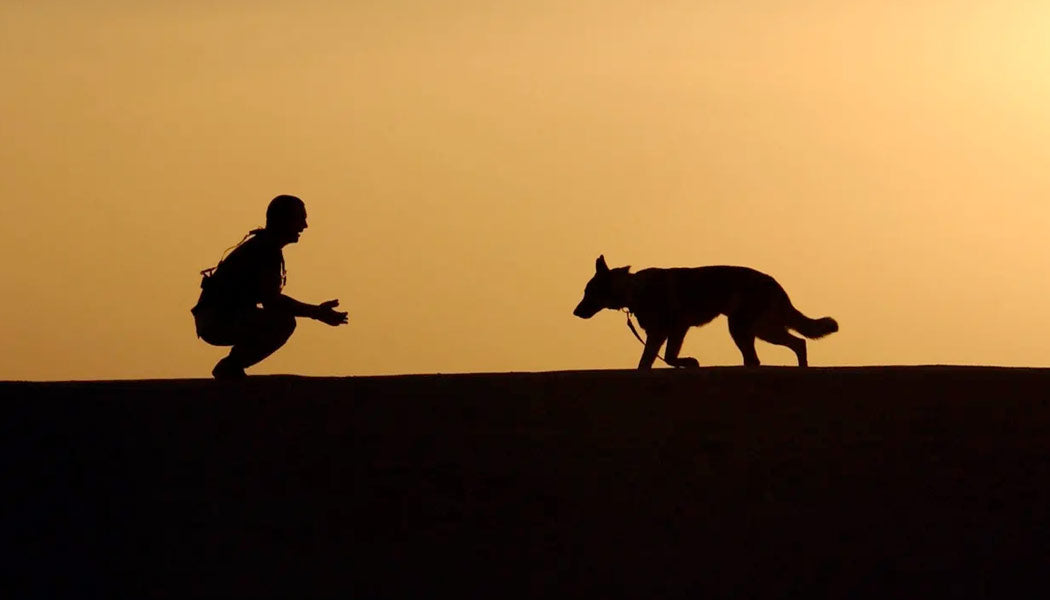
5;367;1050;597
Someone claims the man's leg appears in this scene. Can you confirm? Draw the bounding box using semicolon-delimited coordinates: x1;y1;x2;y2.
214;308;297;378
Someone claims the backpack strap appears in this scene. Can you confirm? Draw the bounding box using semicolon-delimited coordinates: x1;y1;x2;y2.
200;229;264;281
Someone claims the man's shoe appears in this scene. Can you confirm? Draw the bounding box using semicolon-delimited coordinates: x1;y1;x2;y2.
212;358;246;380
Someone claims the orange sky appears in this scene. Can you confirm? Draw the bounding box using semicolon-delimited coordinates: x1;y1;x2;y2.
3;1;1050;380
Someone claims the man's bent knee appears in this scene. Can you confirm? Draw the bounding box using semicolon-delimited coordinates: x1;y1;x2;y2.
270;311;297;342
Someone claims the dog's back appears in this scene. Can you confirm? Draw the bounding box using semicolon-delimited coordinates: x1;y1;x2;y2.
629;265;786;332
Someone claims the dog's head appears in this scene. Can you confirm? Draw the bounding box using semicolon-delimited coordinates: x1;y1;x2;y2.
573;255;631;319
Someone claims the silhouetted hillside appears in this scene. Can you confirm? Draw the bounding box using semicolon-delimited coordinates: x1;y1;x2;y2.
5;367;1050;597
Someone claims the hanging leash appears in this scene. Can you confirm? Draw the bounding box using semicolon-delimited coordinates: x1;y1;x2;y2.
623;309;670;366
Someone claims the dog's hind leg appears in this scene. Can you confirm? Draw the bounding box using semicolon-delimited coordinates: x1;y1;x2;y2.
728;315;761;367
638;330;668;370
664;326;699;368
757;327;808;367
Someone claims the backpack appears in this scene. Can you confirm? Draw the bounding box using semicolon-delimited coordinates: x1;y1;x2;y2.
199;229;260;287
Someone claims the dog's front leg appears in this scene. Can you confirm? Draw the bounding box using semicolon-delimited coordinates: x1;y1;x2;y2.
664;327;700;369
638;330;667;370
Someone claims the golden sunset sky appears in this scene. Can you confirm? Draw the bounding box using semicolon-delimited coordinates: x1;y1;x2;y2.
3;1;1050;380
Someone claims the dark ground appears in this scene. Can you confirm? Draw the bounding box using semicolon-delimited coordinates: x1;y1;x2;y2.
4;367;1050;598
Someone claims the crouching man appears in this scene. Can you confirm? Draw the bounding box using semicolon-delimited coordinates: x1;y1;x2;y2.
192;194;348;379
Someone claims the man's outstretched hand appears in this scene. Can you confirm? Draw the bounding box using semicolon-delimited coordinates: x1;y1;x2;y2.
315;299;349;326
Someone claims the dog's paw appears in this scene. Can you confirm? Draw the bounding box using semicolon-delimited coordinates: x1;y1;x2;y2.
675;357;701;369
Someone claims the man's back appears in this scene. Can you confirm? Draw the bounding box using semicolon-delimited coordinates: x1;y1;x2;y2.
195;233;284;312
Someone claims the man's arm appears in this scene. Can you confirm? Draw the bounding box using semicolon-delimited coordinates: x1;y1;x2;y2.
264;293;348;326
266;293;316;317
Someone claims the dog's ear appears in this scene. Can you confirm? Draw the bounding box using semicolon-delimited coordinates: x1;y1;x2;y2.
595;255;609;274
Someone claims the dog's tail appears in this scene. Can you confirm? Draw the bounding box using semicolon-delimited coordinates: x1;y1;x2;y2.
788;308;839;339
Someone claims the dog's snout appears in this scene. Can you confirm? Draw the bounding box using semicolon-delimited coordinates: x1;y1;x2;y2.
573;300;597;319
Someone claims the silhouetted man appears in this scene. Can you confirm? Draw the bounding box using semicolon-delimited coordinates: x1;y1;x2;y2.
192;195;348;379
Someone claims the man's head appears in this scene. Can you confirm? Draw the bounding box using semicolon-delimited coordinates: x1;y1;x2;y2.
266;195;308;245
573;255;632;318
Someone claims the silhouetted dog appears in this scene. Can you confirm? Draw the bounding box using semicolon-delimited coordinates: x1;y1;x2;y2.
574;255;838;369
